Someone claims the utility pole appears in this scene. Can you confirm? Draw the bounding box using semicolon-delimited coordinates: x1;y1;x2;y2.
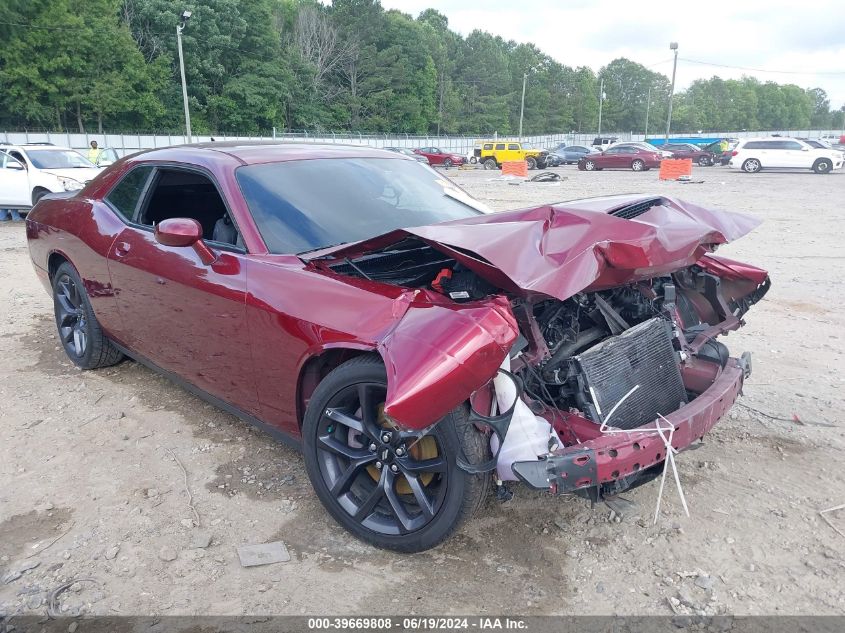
518;73;527;139
665;42;679;143
644;86;652;139
177;10;193;143
436;72;445;137
597;77;604;136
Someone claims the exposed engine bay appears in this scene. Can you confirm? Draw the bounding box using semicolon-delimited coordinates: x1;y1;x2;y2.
316;196;771;498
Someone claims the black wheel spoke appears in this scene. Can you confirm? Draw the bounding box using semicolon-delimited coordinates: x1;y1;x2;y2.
57;293;75;316
384;472;414;534
317;434;370;460
60;326;74;344
324;407;365;435
357;383;378;429
399;455;446;474
330;456;375;497
353;469;387;520
404;473;435;519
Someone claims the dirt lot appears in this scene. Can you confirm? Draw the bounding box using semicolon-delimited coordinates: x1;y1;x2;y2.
1;165;844;618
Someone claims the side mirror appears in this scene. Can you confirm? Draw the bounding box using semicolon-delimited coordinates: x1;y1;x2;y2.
155;218;202;247
155;218;217;264
7;161;25;170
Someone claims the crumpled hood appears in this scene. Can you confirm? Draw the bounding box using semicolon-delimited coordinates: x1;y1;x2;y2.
312;194;762;301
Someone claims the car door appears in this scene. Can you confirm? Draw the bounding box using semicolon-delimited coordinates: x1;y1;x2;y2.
507;143;521;162
0;152;31;208
105;164;259;414
603;147;624;167
780;140;810;168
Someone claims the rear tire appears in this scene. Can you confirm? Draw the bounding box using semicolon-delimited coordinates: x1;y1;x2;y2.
483;158;498;170
52;262;124;370
302;355;491;552
813;159;832;174
584;160;596;171
742;158;761;173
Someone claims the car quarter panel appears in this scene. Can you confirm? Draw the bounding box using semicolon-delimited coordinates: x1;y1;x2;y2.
26;197;126;341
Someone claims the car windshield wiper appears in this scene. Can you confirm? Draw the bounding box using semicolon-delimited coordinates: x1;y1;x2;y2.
297;241;349;257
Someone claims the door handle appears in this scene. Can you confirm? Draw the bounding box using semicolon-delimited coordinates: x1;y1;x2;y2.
114;241;131;257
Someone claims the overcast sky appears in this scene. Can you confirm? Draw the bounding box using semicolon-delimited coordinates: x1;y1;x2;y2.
378;0;845;111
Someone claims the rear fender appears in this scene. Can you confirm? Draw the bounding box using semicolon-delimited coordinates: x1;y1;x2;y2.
378;295;519;430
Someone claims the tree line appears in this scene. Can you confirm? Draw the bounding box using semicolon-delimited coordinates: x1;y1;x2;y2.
1;0;842;136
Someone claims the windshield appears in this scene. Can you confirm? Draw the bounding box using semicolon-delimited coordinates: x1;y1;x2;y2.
236;158;489;255
26;149;95;169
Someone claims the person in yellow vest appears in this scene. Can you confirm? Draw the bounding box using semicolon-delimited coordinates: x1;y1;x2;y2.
87;140;101;164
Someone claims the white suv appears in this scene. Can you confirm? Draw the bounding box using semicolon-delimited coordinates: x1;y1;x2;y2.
729;137;843;174
0;143;102;212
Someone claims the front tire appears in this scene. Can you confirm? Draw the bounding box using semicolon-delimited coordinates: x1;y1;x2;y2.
698;155;711;166
302;355;490;552
442;158;453;168
632;159;645;171
526;157;537;170
813;159;832;174
483;158;498;170
742;158;761;173
584;160;596;171
52;262;124;370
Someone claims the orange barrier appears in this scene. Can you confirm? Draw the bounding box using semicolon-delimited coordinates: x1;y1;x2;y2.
501;160;528;177
659;158;693;180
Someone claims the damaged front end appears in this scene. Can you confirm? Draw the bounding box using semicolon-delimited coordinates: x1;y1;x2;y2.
307;195;770;499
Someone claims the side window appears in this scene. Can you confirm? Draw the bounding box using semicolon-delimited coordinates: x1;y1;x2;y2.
483;144;493;150
507;144;520;150
605;148;619;154
138;168;242;248
495;143;505;151
782;141;803;150
9;150;26;165
1;152;24;169
105;166;154;221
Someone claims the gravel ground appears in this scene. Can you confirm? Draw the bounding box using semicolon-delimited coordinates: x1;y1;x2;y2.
1;164;844;617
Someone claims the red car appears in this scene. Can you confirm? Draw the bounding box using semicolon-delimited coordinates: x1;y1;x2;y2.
413;146;465;167
578;146;662;171
662;143;716;166
26;143;769;552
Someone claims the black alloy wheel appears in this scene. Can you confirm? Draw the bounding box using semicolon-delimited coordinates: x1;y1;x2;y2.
52;262;123;369
55;272;88;359
303;356;489;552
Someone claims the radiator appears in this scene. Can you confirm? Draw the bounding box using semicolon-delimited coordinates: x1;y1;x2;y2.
574;317;687;430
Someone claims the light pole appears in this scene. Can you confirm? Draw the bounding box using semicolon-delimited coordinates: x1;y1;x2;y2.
176;10;193;143
518;73;527;139
644;85;652;139
597;77;605;136
664;42;678;143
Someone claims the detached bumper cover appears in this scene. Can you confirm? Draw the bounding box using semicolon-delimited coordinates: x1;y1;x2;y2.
512;357;746;493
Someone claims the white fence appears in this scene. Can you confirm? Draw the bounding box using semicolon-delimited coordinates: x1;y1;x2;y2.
2;129;842;158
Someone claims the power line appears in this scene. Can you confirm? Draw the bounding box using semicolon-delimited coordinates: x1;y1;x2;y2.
680;57;845;77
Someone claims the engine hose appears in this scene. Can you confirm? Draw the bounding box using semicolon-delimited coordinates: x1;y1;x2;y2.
541;326;606;381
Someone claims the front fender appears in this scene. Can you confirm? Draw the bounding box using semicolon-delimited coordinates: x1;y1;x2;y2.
379;295;519;429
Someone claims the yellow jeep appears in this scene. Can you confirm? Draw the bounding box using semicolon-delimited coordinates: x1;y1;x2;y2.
477;141;549;170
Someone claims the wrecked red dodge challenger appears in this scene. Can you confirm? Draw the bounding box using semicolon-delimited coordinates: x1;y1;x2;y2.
26;143;769;552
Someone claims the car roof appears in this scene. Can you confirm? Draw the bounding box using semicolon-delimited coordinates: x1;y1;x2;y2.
126;142;408;166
